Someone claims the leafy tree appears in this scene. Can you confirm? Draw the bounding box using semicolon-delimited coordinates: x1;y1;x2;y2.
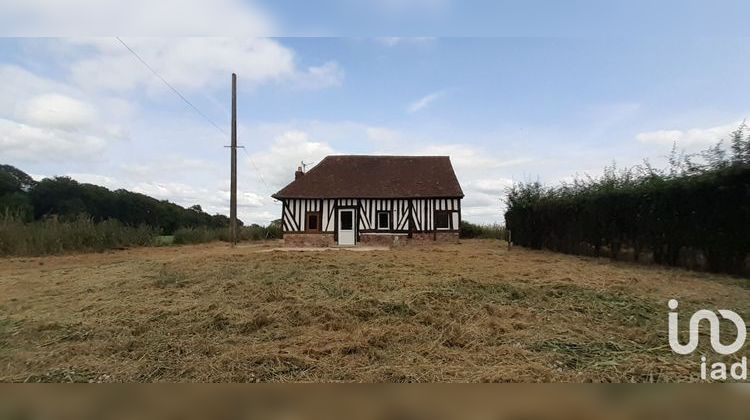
0;165;37;221
0;172;20;196
1;164;239;234
0;192;33;221
730;121;749;164
0;164;36;192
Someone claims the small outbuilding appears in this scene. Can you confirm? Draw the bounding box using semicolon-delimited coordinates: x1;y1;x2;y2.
272;155;464;247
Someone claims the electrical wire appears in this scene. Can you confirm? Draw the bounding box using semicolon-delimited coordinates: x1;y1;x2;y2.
115;36;273;196
116;36;228;136
240;146;272;195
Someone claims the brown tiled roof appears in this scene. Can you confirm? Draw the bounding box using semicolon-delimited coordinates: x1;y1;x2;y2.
272;155;464;199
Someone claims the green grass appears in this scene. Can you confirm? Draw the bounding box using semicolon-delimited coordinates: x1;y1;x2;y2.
155;235;174;246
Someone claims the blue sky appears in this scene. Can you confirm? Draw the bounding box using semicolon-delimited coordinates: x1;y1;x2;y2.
260;0;750;37
1;2;749;224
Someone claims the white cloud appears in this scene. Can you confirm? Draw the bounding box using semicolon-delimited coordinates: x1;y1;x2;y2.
70;38;294;93
67;38;342;94
239;191;266;208
397;143;532;172
466;178;514;195
0;65;78;114
249;130;335;189
636;121;740;149
0;38;342;167
0;0;275;36
0;118;108;162
19;94;96;130
291;61;345;90
132;181;211;204
636;130;682;145
119;158;216;181
241;210;278;224
457;177;515;224
0;66;127;163
64;173;119;187
407;90;445;113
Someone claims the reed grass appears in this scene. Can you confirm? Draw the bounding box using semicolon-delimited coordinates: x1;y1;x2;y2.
0;215;155;256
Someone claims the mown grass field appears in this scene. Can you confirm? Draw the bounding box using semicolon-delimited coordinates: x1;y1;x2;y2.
0;239;748;382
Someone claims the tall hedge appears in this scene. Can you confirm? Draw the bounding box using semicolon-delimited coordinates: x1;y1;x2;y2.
505;124;750;276
505;165;750;276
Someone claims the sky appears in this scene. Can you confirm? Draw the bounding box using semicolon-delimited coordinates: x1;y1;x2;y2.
1;1;750;224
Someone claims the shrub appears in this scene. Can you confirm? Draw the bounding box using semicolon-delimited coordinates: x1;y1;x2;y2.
238;222;282;241
173;227;223;244
460;221;507;240
0;215;155;256
173;222;283;245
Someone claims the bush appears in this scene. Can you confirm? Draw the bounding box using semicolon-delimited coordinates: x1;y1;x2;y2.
0;217;280;255
460;221;507;240
173;227;223;244
0;215;155;256
238;222;282;241
173;222;283;245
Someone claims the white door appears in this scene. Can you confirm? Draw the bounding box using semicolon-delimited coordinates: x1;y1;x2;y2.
338;209;356;246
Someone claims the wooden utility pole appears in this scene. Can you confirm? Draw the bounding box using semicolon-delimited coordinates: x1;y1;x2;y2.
229;73;238;245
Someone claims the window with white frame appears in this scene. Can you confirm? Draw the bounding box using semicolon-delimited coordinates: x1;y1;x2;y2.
434;210;450;230
376;211;390;230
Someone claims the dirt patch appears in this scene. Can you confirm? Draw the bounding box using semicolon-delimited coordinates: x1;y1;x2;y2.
0;239;747;382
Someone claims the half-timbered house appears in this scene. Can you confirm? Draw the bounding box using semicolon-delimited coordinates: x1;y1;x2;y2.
272;155;464;247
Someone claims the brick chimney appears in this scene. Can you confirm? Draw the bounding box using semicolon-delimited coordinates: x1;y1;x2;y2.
295;166;304;180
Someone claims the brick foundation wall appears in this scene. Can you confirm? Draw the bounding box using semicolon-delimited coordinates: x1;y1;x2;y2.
410;232;460;244
359;234;409;247
283;231;459;247
283;233;335;247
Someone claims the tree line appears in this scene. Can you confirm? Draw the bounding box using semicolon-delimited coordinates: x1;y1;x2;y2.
505;123;750;276
0;164;235;234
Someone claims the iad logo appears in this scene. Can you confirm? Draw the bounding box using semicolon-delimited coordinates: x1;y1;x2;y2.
668;299;748;381
667;299;746;355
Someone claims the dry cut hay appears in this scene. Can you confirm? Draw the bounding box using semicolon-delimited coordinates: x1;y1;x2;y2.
0;239;748;382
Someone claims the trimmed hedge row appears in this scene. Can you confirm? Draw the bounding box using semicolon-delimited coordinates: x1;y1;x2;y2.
505;165;750;276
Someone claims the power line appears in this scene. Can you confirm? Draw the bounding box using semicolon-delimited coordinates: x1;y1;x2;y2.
115;36;228;136
115;37;273;199
241;147;271;194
